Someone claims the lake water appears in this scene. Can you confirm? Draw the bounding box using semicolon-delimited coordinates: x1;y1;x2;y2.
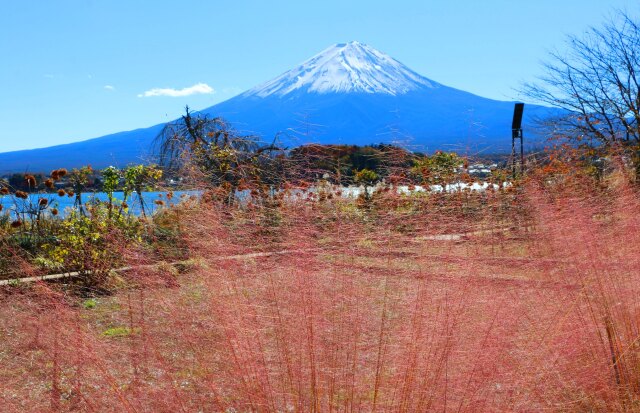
1;183;509;219
0;190;198;218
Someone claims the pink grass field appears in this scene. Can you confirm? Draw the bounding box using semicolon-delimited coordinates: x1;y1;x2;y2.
1;181;640;412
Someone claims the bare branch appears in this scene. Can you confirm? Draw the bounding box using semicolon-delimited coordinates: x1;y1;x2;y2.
523;10;640;147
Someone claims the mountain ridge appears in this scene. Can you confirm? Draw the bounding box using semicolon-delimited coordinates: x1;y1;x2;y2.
0;42;558;173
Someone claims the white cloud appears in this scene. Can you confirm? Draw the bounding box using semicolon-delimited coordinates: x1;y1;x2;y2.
137;82;215;98
104;85;115;91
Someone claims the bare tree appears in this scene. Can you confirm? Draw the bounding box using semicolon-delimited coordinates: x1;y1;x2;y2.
154;107;284;200
524;11;640;148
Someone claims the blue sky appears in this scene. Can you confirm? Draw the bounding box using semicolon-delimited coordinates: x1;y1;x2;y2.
0;0;637;152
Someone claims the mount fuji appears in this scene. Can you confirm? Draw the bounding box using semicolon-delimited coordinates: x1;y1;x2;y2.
0;41;556;172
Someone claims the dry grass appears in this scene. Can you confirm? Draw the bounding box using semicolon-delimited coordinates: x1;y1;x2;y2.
1;182;640;412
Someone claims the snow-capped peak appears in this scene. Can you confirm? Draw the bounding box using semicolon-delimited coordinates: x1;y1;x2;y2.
244;41;438;97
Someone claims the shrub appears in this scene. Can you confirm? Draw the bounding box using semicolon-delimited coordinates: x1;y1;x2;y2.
38;201;143;292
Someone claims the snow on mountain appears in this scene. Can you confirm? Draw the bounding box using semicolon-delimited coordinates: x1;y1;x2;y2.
243;41;437;97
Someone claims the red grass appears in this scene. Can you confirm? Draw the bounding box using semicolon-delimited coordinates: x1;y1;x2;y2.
1;179;640;412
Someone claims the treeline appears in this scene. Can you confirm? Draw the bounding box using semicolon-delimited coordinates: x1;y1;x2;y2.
288;144;417;184
1;165;174;193
152;108;510;195
1;142;499;197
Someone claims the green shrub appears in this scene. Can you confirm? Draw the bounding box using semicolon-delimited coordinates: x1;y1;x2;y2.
38;201;143;291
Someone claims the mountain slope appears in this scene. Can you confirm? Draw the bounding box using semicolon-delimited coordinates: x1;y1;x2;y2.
0;125;164;173
0;41;557;173
207;81;552;149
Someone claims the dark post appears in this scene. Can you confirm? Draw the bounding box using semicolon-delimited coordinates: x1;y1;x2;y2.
511;103;524;178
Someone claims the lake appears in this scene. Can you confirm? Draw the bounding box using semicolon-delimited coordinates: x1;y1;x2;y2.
1;183;509;219
0;190;198;218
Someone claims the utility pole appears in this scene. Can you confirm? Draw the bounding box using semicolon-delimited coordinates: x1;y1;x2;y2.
511;103;524;178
